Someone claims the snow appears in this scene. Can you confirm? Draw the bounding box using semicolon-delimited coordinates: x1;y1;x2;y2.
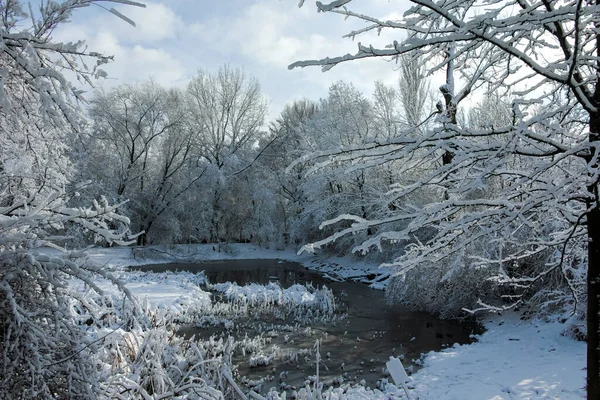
411;313;586;399
72;269;211;315
214;282;322;307
81;244;586;399
117;271;211;311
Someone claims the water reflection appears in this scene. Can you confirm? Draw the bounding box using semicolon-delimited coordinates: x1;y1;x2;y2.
135;259;329;288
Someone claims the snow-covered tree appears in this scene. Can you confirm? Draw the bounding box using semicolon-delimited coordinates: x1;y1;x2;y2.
262;82;375;247
397;53;431;133
290;0;599;395
185;65;268;242
186;65;267;169
0;1;145;397
85;81;207;244
371;59;433;204
261;99;319;244
372;80;400;140
88;82;179;198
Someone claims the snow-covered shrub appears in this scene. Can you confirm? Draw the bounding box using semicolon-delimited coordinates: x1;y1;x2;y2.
387;255;501;319
387;223;586;319
561;319;587;342
212;282;336;322
249;353;275;368
97;323;230;399
0;197;140;399
0;252;102;399
61;283;234;399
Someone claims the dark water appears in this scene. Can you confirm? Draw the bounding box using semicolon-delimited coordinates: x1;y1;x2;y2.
135;259;329;288
135;259;482;392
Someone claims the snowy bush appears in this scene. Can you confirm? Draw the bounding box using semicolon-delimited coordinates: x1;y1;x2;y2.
0;1;153;397
0;195;142;399
96;322;231;399
212;282;336;322
0;253;104;398
387;256;500;319
386;221;586;319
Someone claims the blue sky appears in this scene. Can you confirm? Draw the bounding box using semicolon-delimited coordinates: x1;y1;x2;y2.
55;1;410;121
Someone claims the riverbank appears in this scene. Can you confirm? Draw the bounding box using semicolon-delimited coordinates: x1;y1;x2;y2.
87;242;393;288
84;243;586;399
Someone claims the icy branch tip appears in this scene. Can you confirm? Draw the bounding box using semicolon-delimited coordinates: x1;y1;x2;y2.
298;244;317;255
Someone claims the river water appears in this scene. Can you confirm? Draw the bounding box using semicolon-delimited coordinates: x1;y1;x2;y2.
135;259;482;392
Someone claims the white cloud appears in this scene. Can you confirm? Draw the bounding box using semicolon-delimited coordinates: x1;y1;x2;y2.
81;2;182;43
53;31;185;91
200;1;404;118
52;1;423;120
53;3;187;88
122;3;182;42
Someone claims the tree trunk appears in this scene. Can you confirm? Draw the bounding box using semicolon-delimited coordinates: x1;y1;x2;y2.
136;218;154;246
589;8;600;396
588;110;600;399
587;205;600;398
137;231;147;246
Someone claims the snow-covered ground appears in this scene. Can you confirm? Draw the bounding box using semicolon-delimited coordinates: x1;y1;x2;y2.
84;244;586;399
412;314;586;399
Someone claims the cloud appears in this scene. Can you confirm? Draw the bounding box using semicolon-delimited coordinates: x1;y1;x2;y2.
79;2;182;43
225;4;315;67
53;3;186;88
51;0;420;120
120;3;182;42
194;1;403;118
107;45;185;86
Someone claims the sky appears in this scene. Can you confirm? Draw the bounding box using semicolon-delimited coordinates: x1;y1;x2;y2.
53;0;412;122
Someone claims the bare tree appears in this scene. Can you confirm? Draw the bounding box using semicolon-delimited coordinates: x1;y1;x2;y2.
186;65;267;168
86;82;209;244
397;53;430;133
185;65;268;242
290;0;599;395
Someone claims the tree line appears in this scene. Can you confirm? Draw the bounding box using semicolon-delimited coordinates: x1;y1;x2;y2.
75;61;433;248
